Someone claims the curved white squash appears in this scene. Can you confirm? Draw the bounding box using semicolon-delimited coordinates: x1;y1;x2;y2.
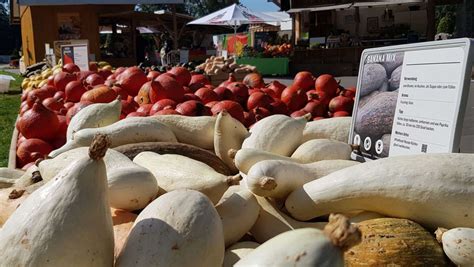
302;117;352;143
39;147;158;211
0;135;114;266
285;153;474;229
153;115;216;150
249;196;326;243
223;241;260;267
291;139;352;163
50;117;177;157
67;98;121;140
116;189;224;267
214;111;249;173
133;152;241;204
246;159;359;199
216;186;260;247
242;114;309;156
436;227;474;266
232;148;299;174
0;168;25;188
237;214;360;266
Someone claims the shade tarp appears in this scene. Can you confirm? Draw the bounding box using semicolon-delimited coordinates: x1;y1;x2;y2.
18;0;183;5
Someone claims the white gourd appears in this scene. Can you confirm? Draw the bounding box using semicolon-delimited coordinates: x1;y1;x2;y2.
250;196;326;243
38;147;158;211
133;152;241;204
241;114;309;156
153;115;216;150
216;185;260;247
245;159;359;199
0;168;25;188
285;153;474;229
436;227;474;266
231;148;299;174
301;117;352;143
237;214;361;267
0;134;114;267
214;111;249;172
50;117;177;157
116;190;224;267
291;139;352;163
223;241;260;267
66;98;121;140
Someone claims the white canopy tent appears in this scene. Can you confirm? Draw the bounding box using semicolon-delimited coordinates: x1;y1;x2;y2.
18;0;183;5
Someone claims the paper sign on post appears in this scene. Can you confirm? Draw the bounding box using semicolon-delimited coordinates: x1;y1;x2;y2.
350;38;474;162
60;42;89;71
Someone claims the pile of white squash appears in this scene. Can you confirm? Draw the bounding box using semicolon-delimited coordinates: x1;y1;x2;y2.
0;99;473;267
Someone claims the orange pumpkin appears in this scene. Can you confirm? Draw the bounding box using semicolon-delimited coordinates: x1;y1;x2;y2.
80;85;118;103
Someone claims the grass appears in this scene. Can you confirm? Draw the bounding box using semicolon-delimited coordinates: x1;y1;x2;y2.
0;70;23;167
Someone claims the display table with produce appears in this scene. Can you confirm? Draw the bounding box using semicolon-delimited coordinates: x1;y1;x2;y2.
236;57;289;76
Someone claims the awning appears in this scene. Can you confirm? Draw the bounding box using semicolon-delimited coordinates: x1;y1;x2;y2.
287;0;425;13
18;0;183;5
287;4;352;13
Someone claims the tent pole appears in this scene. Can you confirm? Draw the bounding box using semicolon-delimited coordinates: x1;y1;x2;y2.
234;20;237;57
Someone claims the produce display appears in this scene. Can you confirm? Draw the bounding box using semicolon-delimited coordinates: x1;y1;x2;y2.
2;61;472;266
196;56;257;75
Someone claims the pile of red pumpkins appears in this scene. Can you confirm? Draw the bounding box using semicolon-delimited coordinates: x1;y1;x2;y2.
15;63;356;169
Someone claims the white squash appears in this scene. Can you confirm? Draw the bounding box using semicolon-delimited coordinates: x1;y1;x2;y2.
285;153;474;229
216;186;260;247
153;115;216;150
223;241;260;267
13;164;41;188
38;147;159;211
0;168;25;188
231;148;299;174
236;214;361;266
250;196;326;243
214;111;249;172
0;134;114;266
301;117;352;143
50;117;177;157
436;227;474;266
116;189;224;267
291;139;352;163
133;152;241;204
241;114;309;156
66;98;121;140
246;159;359;199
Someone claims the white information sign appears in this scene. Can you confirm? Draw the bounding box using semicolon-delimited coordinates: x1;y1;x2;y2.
60;42;89;71
350;38;473;161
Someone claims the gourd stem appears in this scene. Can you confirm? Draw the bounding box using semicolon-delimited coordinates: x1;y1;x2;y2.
88;134;110;160
435;227;447;243
323;213;361;251
227;149;237;159
226;174;242;186
259;176;277;190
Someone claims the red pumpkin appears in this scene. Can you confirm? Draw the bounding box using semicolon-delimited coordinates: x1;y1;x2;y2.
151;74;185;103
194;87;219;104
147;71;161;81
211;100;245;123
111;85;129;100
136;104;153;115
154;109;181;115
294;71;314;90
62;63;80;74
176;100;211;116
269;99;289;115
136;81;155;105
63;102;75;109
66;101;93;124
53;91;65;100
333;110;350;117
265;80;287;98
244;111;256;128
281;84;307;112
26;88;54;107
183;93;201;102
303;100;326;117
80;85;117;103
98;70;113;81
116;67;148;96
76;71;95;83
19;103;30;116
189;74;211;91
126;111;147;118
54;115;68;147
328;96;354;113
17;101;59;141
247;91;274;110
213;86;235;101
227;82;249;105
315;74;339;97
307;89;331;106
53;72;77;91
205;101;219;109
291;109;309;118
218;73;236;88
89;62;99;72
121;96;139;116
243;73;264;89
16;138;53;167
42;97;64;112
85;73;105;87
168;67;192;87
251;107;271;121
65;81;87;102
149;99;177;115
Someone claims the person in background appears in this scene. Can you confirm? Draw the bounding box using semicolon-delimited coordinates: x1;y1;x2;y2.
160;40;171;66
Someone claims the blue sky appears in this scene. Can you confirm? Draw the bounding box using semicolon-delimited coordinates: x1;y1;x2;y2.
240;0;280;12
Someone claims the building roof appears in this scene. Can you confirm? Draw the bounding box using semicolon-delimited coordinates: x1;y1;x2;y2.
18;0;183;5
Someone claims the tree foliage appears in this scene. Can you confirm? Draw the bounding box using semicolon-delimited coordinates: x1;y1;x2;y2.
138;0;239;18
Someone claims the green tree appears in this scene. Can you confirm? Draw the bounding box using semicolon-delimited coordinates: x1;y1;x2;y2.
435;5;456;34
